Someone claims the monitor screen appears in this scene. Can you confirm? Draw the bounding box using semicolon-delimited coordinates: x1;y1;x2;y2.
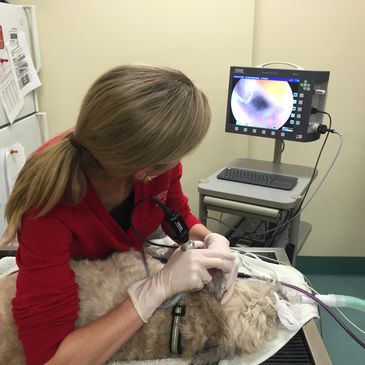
225;67;330;142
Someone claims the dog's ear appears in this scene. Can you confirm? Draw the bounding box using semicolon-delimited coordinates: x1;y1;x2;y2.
222;280;279;355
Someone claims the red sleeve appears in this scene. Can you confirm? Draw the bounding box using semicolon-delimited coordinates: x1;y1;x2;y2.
12;214;79;365
164;163;201;230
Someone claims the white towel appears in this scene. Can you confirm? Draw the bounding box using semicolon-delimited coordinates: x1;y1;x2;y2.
0;256;18;278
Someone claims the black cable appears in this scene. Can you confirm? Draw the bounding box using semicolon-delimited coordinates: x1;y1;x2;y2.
269;207;296;245
129;198;179;249
130;197;194;248
264;221;269;243
225;217;245;237
130;224;179;249
281;139;285;153
207;215;271;245
205;212;291;245
235;220;267;246
256;110;334;244
241;220;266;239
263;211;292;247
294;110;332;215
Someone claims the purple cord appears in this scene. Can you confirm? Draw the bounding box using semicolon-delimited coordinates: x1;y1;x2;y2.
250;275;365;349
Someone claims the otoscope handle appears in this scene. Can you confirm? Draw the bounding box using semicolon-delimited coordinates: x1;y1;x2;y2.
180;239;196;251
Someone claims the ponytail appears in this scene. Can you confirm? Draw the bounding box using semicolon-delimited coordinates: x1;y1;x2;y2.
1;134;86;247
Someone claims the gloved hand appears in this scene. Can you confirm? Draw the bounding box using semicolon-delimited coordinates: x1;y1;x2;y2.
204;233;238;304
127;245;236;322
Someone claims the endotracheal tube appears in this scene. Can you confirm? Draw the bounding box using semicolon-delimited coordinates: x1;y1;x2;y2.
301;294;365;312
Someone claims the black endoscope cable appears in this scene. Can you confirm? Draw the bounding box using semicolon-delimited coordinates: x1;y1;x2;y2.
294;109;333;215
264;109;335;243
264;110;334;244
265;109;334;244
129;197;188;249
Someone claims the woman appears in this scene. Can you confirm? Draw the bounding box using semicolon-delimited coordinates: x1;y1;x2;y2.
1;65;237;365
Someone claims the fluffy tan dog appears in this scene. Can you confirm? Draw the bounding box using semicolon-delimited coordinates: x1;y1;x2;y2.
0;250;279;365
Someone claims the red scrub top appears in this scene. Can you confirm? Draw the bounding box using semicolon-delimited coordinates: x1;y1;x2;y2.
12;162;200;365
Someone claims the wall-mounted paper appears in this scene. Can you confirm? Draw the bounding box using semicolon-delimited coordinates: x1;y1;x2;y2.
0;47;24;123
9;31;41;97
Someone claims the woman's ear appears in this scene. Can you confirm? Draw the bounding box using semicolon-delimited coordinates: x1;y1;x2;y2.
134;167;152;181
133;166;155;182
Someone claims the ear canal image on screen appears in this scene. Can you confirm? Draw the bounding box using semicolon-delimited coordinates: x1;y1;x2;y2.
231;79;294;130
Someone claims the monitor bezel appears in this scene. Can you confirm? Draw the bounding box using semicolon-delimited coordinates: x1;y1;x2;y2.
225;66;330;142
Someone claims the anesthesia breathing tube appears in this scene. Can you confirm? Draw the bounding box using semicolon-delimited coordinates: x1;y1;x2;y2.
301;294;365;313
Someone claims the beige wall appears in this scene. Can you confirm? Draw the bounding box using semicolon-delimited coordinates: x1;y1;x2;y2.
13;0;365;256
252;0;365;256
13;0;254;221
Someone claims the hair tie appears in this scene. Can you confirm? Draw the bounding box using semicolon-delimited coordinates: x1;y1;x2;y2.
68;133;86;153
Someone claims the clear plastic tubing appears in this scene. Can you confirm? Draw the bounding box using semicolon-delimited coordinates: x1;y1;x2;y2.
302;294;365;312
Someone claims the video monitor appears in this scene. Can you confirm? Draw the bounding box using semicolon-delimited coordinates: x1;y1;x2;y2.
225;67;330;142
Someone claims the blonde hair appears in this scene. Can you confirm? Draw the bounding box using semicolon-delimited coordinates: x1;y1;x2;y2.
1;64;211;247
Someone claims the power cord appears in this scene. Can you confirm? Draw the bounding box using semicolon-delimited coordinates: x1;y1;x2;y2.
265;110;336;244
294;109;334;215
209;215;269;246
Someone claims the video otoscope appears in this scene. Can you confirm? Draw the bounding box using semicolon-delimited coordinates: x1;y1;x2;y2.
131;197;227;299
131;197;195;250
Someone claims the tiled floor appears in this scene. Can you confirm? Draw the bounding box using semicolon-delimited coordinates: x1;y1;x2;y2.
305;274;365;365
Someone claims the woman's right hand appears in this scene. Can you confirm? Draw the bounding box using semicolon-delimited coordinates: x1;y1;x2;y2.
127;246;236;322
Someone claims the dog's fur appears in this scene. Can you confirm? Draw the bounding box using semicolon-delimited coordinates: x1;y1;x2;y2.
0;250;279;365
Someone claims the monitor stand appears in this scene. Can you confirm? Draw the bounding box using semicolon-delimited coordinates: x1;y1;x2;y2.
231;140;316;262
273;138;284;164
256;138;316;179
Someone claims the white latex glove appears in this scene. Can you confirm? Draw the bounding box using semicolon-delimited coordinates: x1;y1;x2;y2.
127;244;236;322
204;233;239;304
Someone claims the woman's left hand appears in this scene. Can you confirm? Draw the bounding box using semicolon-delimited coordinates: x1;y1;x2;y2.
203;232;238;304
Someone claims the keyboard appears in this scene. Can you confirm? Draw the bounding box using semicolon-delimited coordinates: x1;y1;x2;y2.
217;167;298;190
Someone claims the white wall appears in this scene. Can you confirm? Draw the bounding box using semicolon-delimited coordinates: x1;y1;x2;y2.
12;0;255;219
252;0;365;256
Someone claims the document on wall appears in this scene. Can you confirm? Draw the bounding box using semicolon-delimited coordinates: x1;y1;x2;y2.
9;31;41;97
0;47;24;124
